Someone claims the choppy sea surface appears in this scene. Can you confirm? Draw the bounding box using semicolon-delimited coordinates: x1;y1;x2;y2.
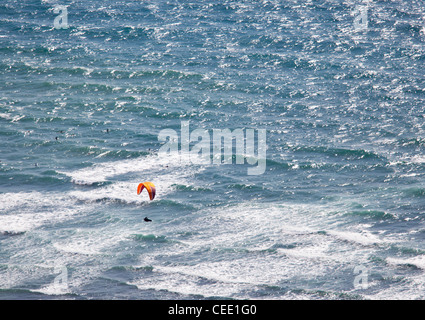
2;0;425;299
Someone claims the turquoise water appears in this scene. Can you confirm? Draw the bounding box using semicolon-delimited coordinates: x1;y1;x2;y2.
2;0;425;299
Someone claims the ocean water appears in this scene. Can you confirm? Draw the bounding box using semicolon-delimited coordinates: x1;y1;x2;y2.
1;0;425;300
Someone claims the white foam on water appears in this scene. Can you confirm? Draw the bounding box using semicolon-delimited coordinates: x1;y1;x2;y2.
67;171;191;204
0;192;78;233
52;241;103;256
363;271;425;300
51;227;130;256
32;281;71;296
59;152;197;186
128;200;390;298
386;256;425;271
68;181;141;204
0;213;49;234
67;173;202;206
29;262;107;296
327;230;385;247
0;112;12;120
130;268;255;298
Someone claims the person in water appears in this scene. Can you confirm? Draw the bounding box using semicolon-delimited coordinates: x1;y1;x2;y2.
144;217;152;222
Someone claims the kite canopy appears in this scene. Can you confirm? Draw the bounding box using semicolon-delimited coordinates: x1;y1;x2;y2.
137;182;156;200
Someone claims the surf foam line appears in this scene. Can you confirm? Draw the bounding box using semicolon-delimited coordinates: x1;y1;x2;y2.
58;153;206;204
0;192;79;233
59;152;202;186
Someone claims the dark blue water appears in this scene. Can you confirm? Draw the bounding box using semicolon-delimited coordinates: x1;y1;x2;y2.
1;0;425;299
